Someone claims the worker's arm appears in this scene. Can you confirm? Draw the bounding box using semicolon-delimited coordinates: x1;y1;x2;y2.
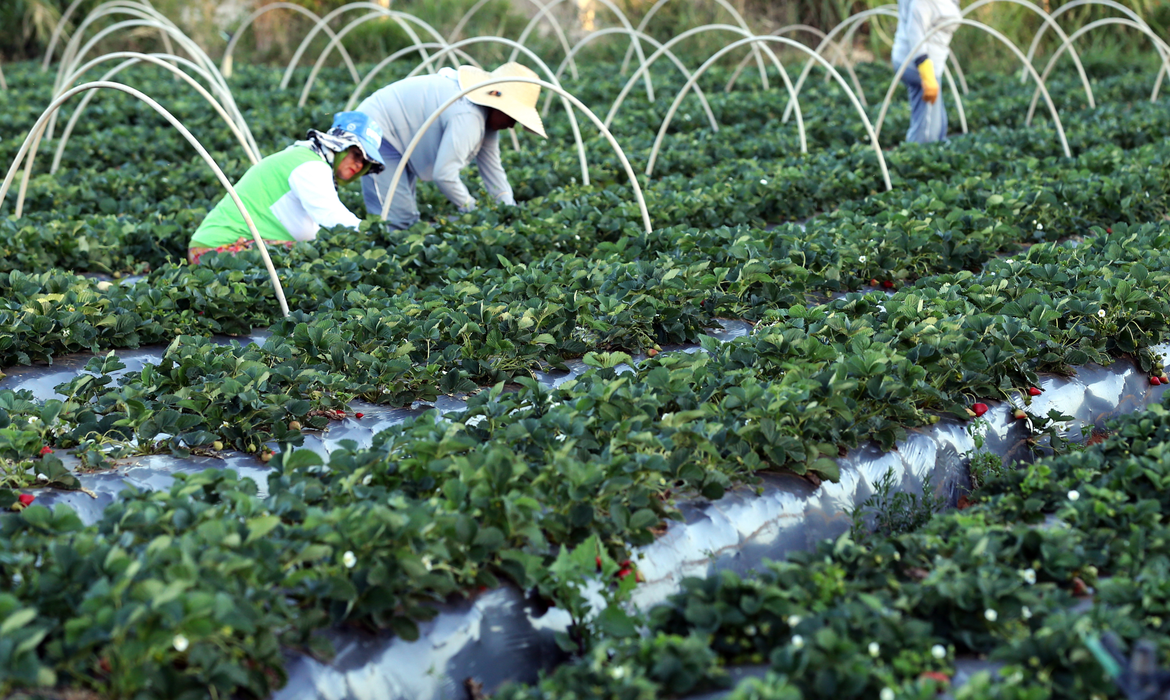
287;160;361;239
432;112;485;212
475;130;515;206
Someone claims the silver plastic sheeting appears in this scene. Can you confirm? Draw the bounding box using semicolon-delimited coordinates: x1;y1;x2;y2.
1;335;1167;699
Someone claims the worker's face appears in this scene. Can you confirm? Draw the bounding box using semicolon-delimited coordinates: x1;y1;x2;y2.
486;108;516;132
334;146;370;184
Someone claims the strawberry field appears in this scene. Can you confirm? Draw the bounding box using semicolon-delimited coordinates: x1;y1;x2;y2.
4;3;1170;698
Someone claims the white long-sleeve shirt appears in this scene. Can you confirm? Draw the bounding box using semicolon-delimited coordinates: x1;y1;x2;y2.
279;160;361;241
357;68;514;211
891;0;961;72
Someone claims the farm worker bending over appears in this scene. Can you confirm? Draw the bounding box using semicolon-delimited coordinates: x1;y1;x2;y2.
187;111;386;264
891;0;961;144
356;62;547;229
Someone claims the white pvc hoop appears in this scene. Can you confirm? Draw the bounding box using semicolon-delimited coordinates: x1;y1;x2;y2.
645;35;887;190
448;0;578;80
280;3;448;90
400;37;591;185
873;18;1070;157
0;81;290;317
513;0;655;102
961;0;1094;109
51;16;257;158
621;0;769;90
601;24;806;157
1022;0;1152;82
379;76;652;234
42;0;161;69
1026;17;1170;124
724;24;860;100
546;28;717;131
219;2;360;82
47;53;260;183
0;64;6;91
56;3;182;89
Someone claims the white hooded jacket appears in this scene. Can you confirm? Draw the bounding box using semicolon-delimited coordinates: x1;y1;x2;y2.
891;0;962;73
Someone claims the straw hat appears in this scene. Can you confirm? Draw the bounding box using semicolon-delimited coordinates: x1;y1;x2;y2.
458;63;547;139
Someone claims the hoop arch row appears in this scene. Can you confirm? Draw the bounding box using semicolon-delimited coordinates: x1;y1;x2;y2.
545;28;718;132
400;37;591;185
1026;17;1170;125
961;0;1094;109
1022;0;1153;82
724;24;861;101
280;3;448;90
48;53;260;183
51;13;257;159
645;35;888;191
0;81;290;317
512;0;655;102
601;24;807;156
50;0;174;72
380;77;652;234
42;0;160;69
55;3;180;89
621;0;770;90
220;2;359;82
448;0;578;80
873;18;1070;157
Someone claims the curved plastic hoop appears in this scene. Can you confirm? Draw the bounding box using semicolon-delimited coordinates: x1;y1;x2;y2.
298;10;450;106
48;53;260;183
280;3;447;90
874;18;1070;158
1027;17;1170;124
1022;0;1151;81
448;0;578;80
602;24;806;156
724;24;861;101
56;3;180;86
220;2;359;82
645;35;887;190
43;0;160;69
622;0;769;90
51;17;259;159
961;0;1094;109
400;37;591;185
0;81;290;318
514;0;655;101
379;77;652;234
0;64;6;91
546;28;717;131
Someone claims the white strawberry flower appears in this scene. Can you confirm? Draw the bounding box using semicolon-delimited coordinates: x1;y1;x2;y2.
760;179;768;185
1068;489;1080;501
791;634;804;649
343;551;357;569
1097;309;1106;318
362;474;373;486
1022;568;1037;585
787;615;802;627
985;608;998;622
880;689;896;700
173;634;189;652
1022;606;1033;619
869;641;880;657
931;644;947;659
859;255;867;263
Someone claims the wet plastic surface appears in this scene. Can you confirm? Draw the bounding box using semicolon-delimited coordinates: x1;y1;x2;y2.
2;334;1167;699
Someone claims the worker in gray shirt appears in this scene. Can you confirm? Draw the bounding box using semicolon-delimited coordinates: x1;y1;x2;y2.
357;62;547;229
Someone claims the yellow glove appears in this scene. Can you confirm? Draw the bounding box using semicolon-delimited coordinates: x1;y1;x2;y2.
918;58;939;104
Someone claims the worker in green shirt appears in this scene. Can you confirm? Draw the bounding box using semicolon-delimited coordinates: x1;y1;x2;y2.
187;111;385;264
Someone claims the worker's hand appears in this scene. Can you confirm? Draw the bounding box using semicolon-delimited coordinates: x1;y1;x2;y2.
918;58;940;104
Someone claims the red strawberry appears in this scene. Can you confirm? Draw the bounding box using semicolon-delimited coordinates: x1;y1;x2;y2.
1028;387;1042;396
882;280;895;289
1013;408;1028;420
972;403;989;417
1161;372;1169;382
595;556;603;571
617;567;633;579
647;348;659;357
1153;376;1162;386
869;278;880;287
39;446;53;455
920;671;951;684
18;494;34;507
1106;227;1112;233
99;657;111;674
355;412;364;419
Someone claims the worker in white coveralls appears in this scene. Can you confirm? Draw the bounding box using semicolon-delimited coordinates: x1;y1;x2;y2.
891;0;961;144
187;111;385;264
356;62;547;229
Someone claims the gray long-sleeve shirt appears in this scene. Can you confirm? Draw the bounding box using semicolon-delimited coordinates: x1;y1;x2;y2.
357;68;514;211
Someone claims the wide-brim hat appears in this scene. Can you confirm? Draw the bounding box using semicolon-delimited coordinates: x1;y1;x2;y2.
458;63;547;139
